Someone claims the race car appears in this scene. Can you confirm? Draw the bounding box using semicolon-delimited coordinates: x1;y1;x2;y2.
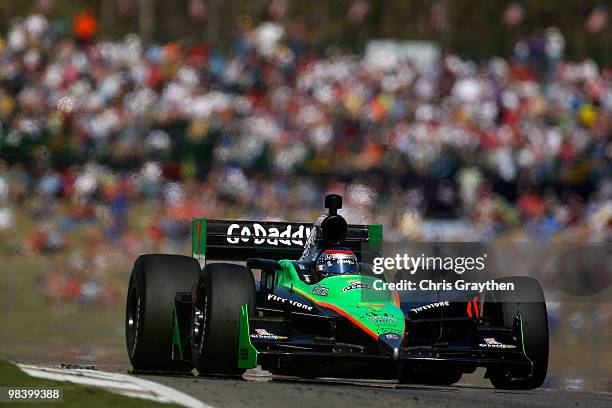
125;194;548;389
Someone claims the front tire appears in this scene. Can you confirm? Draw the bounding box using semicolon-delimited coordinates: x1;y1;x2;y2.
487;276;548;389
126;254;200;372
191;263;255;376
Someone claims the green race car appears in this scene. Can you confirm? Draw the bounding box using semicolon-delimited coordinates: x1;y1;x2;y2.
126;194;549;389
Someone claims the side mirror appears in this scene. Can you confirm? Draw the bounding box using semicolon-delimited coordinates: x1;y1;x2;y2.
247;258;281;293
247;258;282;270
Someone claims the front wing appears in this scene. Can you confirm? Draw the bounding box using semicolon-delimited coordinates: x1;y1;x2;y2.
237;305;533;376
170;296;532;377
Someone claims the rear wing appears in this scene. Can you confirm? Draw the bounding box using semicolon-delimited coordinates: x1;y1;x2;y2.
192;218;382;264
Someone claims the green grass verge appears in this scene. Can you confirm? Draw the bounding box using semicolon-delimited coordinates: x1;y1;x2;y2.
0;359;180;407
0;252;127;365
0;205;188;365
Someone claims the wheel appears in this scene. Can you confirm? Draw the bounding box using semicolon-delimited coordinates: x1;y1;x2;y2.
126;254;200;372
487;276;548;390
399;366;462;385
191;263;255;376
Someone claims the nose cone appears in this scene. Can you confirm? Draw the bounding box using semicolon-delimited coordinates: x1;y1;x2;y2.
378;333;402;360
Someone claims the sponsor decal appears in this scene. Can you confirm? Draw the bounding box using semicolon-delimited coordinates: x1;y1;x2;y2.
342;280;372;292
317;250;358;272
367;314;399;332
409;301;450;314
226;223;311;246
267;294;313;312
478;337;516;349
311;284;329;297
363;309;391;318
318;254;357;263
250;328;288;340
317;252;357;270
385;333;399;340
357;310;397;330
303;274;311;284
369;315;396;324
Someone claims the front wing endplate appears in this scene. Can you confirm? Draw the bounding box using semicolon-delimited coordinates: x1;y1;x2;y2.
238;304;258;369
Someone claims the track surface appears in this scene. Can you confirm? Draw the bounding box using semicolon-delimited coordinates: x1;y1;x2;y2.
137;372;612;408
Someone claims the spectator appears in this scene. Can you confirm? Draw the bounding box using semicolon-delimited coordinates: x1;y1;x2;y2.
0;14;609;247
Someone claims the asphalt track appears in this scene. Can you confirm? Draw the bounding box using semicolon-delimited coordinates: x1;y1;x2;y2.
137;370;612;408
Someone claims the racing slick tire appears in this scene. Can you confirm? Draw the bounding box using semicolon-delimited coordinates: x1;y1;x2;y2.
486;276;548;390
191;263;256;376
126;254;200;372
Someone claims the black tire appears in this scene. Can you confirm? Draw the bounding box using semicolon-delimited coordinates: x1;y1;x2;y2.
399;366;462;385
126;254;200;372
191;263;255;376
487;276;548;390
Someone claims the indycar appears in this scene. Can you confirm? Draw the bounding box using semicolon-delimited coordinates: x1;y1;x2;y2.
126;194;548;389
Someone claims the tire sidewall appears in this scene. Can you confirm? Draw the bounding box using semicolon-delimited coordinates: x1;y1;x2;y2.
191;268;211;367
126;257;146;365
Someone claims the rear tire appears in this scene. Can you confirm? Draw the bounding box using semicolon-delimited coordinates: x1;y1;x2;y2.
126;254;200;372
487;276;548;390
191;263;255;376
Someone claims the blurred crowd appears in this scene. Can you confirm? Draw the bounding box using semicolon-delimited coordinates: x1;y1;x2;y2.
0;14;611;305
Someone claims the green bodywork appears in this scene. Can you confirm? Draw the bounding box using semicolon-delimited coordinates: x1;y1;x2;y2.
236;261;405;369
238;304;258;369
236;221;400;368
276;261;405;340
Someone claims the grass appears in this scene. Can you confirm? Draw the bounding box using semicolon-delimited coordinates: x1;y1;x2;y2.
0;359;180;407
0;205;168;366
0;253;128;366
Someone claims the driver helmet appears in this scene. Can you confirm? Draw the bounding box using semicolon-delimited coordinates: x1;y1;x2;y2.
316;247;359;278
